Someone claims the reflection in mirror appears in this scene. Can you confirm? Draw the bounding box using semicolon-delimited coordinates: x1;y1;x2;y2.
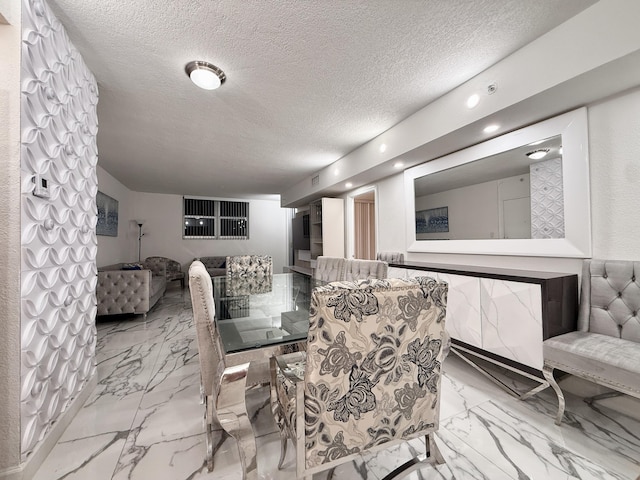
403;107;591;258
414;135;564;240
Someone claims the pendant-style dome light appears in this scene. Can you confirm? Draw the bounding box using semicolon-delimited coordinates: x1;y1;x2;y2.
185;61;226;90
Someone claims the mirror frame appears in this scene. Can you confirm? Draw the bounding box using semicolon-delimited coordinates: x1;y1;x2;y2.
404;107;591;257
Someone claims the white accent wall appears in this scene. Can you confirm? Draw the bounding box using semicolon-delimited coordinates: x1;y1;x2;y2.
530;157;564;239
20;0;98;459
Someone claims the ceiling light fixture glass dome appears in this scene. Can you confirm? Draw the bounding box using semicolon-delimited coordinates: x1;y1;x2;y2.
526;148;550;160
185;61;226;90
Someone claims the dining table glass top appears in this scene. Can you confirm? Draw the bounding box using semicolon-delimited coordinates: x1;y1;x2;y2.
212;272;322;354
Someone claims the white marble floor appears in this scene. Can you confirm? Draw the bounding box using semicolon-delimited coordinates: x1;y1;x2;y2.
32;287;640;480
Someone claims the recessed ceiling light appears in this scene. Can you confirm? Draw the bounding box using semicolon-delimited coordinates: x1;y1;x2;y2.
526;149;550;160
466;94;480;109
483;124;499;134
334;168;339;176
345;182;353;188
185;61;226;90
393;161;404;169
379;144;387;153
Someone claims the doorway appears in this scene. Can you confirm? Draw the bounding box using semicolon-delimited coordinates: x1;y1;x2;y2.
353;190;376;259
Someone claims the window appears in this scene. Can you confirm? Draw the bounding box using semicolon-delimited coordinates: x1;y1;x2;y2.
183;197;249;239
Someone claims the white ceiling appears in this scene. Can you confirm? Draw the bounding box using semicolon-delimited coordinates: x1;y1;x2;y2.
46;0;596;199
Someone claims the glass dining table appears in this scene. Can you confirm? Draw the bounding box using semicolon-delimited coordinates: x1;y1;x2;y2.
210;271;320;480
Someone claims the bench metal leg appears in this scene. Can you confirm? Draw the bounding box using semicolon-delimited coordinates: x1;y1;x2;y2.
542;364;565;425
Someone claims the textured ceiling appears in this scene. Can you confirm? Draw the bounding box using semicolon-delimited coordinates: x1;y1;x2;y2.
46;0;596;198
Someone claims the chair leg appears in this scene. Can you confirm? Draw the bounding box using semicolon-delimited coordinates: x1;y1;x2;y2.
277;435;288;469
584;391;623;406
204;397;214;472
425;432;445;465
543;364;565;426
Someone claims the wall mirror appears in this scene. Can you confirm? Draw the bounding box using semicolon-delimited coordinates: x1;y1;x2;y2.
404;108;591;257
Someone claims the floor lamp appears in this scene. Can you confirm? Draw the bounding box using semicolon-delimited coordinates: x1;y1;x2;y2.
136;220;145;262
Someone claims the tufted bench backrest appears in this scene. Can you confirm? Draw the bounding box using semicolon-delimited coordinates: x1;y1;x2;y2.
578;259;640;342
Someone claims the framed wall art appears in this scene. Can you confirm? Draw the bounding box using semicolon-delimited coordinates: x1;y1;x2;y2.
96;191;118;236
416;206;449;234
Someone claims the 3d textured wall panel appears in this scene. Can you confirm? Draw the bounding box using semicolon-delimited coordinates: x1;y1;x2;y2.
530;157;565;239
20;0;98;458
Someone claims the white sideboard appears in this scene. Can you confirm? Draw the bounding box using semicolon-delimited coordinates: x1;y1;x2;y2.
389;263;578;374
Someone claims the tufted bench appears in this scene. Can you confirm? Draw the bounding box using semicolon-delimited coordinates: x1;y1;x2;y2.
96;262;166;318
543;259;640;425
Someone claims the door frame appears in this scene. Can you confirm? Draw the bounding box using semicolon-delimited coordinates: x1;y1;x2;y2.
346;185;378;259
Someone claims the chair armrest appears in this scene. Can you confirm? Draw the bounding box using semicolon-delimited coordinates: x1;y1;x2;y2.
275;352;306;383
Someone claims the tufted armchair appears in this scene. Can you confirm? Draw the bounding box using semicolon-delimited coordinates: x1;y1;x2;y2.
188;260;256;478
314;256;345;282
270;276;449;479
145;256;185;288
543;259;640;425
343;258;388;281
376;251;405;263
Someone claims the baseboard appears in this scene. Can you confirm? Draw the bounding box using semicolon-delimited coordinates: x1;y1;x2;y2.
0;374;97;480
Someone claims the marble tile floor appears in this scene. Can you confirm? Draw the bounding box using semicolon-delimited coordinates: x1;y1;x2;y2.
32;287;640;480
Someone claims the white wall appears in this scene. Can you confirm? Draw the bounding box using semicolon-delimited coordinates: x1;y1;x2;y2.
375;87;640;276
589;87;640;259
128;192;290;274
0;0;22;470
96;166;136;266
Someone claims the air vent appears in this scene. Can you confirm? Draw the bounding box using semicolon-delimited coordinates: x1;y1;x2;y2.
311;174;320;186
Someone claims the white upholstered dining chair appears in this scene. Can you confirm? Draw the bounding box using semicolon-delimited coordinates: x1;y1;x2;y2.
189;260;257;479
314;256;346;282
270;276;449;480
343;258;388;280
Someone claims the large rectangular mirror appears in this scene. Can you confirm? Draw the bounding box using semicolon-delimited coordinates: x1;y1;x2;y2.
404;108;591;257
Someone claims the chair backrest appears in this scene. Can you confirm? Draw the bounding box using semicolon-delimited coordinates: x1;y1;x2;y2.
343;258;388;281
303;276;448;469
314;256;345;282
578;259;640;342
189;260;225;397
142;256;167;277
226;255;273;280
376;251;404;263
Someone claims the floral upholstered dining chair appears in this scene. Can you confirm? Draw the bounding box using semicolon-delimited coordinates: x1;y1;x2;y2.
270;276;449;480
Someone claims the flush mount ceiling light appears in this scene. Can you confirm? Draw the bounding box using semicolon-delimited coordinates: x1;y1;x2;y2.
526;148;550;160
185;61;226;90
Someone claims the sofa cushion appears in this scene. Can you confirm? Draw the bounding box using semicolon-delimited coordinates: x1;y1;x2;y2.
543;331;640;395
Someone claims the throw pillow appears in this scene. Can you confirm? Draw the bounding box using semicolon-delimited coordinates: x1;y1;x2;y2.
122;263;143;270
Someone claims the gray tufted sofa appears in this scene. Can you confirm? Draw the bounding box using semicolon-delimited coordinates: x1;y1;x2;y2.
543;259;640;424
196;256;227;278
96;262;167;318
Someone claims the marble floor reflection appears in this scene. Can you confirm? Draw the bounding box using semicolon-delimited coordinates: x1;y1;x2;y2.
33;286;640;480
